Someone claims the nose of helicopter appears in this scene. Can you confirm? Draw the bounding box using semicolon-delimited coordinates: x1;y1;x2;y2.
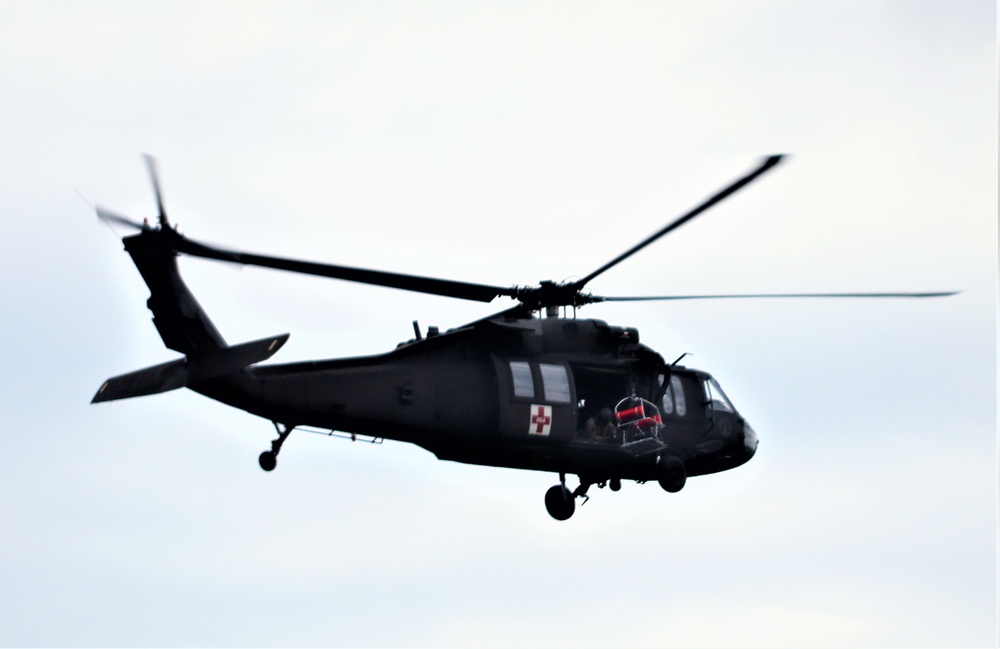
743;423;758;458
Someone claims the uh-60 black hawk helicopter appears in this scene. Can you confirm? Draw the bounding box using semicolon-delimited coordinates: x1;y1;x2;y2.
92;154;954;520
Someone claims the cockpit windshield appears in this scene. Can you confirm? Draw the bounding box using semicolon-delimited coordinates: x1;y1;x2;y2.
704;376;736;413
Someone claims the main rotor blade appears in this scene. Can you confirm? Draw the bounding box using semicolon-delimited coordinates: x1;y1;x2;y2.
575;155;784;289
143;153;169;227
172;236;514;303
595;291;959;302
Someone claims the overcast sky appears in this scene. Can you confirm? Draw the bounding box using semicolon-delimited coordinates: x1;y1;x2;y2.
0;1;996;647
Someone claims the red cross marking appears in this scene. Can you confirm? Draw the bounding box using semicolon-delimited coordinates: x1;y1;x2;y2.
531;406;551;434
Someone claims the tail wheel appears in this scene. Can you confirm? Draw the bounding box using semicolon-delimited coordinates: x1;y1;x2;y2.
258;423;294;472
258;451;277;472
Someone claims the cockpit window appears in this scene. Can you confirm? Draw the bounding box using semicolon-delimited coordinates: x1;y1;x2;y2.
704;377;735;413
539;363;572;403
662;375;686;416
510;361;534;398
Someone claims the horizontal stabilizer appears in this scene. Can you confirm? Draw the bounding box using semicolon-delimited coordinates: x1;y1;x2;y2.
92;333;289;403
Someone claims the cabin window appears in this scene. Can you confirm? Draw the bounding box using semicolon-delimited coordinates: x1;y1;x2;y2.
539;363;572;404
662;375;686;416
510;361;534;398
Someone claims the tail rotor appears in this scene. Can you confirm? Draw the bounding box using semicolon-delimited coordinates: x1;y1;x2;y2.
95;154;170;233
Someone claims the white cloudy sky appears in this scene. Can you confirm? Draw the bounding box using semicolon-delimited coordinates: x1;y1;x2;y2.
0;1;995;647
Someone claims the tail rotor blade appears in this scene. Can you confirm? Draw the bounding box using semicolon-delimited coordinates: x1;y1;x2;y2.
143;153;169;228
96;204;145;231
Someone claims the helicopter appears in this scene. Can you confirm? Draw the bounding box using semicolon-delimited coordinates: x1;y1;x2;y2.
91;154;955;520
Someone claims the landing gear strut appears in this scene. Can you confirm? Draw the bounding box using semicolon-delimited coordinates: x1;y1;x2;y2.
544;472;591;521
259;422;294;472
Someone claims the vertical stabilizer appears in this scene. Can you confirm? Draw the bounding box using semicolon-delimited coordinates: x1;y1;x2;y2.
123;229;227;356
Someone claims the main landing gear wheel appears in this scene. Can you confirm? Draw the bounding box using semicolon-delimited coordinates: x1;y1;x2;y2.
658;455;687;493
545;485;575;521
544;473;591;521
